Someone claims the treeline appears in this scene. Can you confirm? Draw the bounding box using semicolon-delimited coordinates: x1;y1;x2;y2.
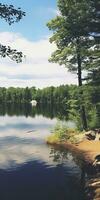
0;82;99;129
0;83;99;107
0;85;77;104
0;87;35;103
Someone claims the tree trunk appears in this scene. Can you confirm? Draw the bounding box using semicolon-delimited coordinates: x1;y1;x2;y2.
77;40;88;130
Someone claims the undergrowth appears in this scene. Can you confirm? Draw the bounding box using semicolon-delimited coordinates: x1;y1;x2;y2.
47;122;83;144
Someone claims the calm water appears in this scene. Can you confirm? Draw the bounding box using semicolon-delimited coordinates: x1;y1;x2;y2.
0;104;85;200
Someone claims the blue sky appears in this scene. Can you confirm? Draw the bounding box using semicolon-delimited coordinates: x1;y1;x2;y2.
0;0;57;41
0;0;77;88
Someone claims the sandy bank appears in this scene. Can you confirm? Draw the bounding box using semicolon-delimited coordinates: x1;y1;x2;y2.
47;140;100;200
47;140;100;164
75;140;100;163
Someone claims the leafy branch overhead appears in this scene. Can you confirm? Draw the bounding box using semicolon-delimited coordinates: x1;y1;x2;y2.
0;3;25;62
0;44;23;63
0;3;25;25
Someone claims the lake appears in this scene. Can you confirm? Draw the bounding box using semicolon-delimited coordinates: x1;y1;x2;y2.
0;104;85;200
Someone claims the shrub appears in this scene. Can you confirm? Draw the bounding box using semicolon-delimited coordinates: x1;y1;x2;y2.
47;122;82;144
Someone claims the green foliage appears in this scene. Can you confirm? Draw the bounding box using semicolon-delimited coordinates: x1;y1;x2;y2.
0;84;76;105
0;44;24;63
0;87;33;103
23;87;32;102
47;122;81;144
47;0;100;73
47;0;100;130
36;85;70;106
51;122;69;141
0;3;25;62
0;3;25;25
0;84;99;130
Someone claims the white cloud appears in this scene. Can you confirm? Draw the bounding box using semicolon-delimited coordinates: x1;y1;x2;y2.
0;32;77;88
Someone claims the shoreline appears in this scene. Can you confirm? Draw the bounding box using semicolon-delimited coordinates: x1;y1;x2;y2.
47;140;100;200
47;140;100;164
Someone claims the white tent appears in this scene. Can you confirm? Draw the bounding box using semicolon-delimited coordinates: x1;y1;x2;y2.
30;100;37;106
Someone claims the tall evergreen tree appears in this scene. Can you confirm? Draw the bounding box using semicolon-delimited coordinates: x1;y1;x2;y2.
47;0;100;130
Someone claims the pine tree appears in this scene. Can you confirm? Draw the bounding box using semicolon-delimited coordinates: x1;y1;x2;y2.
47;0;100;130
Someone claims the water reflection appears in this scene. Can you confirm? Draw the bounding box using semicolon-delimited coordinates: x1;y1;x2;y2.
0;115;59;170
0;136;55;170
0;136;85;200
0;104;76;170
49;146;86;199
0;102;99;130
0;115;57;134
0;158;84;200
0;103;69;120
0;103;86;200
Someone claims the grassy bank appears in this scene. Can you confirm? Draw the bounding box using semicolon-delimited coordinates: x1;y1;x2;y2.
46;123;84;144
46;123;100;164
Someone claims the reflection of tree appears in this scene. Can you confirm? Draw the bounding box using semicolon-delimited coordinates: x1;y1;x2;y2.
49;146;87;197
0;102;99;130
49;146;84;168
0;103;35;117
50;145;90;198
49;147;69;165
36;104;69;120
0;103;69;120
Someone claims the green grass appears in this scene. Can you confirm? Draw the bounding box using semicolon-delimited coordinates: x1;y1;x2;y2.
46;122;83;144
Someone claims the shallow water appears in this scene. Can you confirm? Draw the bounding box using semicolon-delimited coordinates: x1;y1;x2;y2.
0;105;85;200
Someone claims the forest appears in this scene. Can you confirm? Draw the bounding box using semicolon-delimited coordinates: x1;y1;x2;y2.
0;75;99;130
